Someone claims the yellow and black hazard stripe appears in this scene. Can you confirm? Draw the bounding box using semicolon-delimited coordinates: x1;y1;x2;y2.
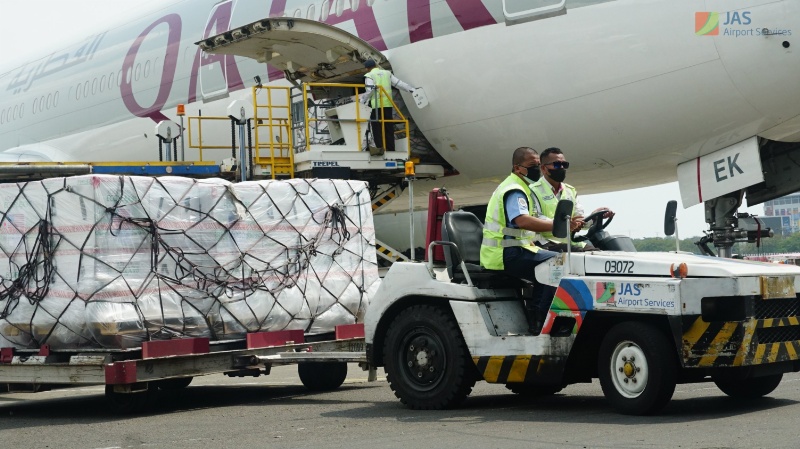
372;190;398;212
682;316;800;368
473;355;565;384
375;243;404;262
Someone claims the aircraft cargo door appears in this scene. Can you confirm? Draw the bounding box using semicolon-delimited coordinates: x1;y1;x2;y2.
198;0;240;102
196;17;388;87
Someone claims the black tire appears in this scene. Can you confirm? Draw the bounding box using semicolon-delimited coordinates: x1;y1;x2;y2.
714;373;782;399
298;362;348;391
597;322;677;415
505;383;563;397
156;377;193;390
383;304;476;410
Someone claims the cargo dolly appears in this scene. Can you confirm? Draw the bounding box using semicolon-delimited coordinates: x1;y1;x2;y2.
0;324;372;413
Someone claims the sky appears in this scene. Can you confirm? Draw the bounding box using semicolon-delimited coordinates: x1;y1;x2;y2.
0;0;765;240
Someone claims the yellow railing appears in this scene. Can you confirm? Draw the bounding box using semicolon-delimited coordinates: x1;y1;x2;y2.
252;86;294;179
184;82;411;179
186;116;240;162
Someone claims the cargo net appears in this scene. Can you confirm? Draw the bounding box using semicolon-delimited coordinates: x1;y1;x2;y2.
0;176;379;349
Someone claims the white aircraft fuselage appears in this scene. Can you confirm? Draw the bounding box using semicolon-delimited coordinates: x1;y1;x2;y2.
1;0;799;207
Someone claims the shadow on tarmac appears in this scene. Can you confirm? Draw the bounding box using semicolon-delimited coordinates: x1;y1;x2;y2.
0;380;795;430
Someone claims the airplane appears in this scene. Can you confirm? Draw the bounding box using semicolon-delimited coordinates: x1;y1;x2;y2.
1;0;799;255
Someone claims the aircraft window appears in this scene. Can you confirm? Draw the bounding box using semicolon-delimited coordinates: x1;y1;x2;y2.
76;85;81;100
307;4;315;19
54;91;59;108
118;69;123;87
126;68;131;84
503;0;566;25
144;61;151;79
101;75;106;92
0;109;4;124
335;0;344;17
293;8;302;18
352;0;359;12
13;105;18;120
19;104;24;119
135;64;141;82
321;0;329;21
84;81;90;98
33;98;38;114
92;78;98;95
47;93;53;109
108;72;114;90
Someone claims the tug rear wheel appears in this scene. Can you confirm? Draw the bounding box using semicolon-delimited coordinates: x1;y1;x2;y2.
383;305;475;410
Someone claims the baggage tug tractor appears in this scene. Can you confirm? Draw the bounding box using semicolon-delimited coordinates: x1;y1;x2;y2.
364;200;800;415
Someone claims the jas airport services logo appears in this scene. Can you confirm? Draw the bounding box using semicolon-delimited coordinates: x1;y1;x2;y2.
695;11;792;37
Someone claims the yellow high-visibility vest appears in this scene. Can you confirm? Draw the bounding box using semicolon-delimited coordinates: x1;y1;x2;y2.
480;174;541;270
364;68;392;108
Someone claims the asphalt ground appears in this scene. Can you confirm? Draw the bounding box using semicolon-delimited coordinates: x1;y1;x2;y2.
1;365;799;449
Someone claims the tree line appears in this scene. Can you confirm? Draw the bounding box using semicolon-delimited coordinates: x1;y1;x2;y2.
633;234;800;255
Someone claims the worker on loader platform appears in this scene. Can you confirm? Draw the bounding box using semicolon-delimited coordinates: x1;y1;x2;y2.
359;59;416;153
480;147;583;334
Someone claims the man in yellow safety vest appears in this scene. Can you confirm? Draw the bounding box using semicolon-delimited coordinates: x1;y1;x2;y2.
530;147;615;251
359;59;416;152
480;147;584;334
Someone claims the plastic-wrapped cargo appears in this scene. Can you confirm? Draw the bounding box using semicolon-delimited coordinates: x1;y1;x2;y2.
0;175;379;349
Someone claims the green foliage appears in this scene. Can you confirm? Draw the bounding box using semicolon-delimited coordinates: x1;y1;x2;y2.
633;237;702;254
733;233;800;255
632;234;800;255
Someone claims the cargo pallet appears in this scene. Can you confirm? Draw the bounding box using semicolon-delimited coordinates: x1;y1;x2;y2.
0;324;371;413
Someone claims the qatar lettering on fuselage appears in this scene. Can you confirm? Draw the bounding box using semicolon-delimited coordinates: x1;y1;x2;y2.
120;0;500;123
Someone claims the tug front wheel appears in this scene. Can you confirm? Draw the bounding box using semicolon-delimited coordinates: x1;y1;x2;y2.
598;322;677;415
383;305;476;410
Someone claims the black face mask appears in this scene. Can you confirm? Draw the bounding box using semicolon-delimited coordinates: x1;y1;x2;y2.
521;166;541;185
549;169;567;183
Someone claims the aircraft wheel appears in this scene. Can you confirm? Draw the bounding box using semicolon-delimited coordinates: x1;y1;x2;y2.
598;322;676;415
713;373;782;399
505;383;563;397
298;362;348;391
383;304;475;410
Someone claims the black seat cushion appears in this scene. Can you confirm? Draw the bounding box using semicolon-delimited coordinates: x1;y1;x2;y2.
441;211;530;288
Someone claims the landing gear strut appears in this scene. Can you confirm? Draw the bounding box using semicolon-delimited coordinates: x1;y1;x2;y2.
696;190;773;258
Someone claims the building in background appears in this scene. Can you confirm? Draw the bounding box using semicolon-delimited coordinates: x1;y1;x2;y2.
763;194;800;236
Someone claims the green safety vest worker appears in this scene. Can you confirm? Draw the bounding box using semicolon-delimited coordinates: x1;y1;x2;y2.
364;68;393;108
480;174;542;270
529;178;585;247
361;66;415;109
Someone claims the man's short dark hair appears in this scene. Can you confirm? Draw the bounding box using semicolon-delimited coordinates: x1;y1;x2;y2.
512;147;537;166
540;147;563;163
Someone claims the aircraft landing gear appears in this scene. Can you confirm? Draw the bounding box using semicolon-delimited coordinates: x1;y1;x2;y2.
697;190;773;258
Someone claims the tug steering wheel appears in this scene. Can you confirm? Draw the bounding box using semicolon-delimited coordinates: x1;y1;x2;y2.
572;209;613;243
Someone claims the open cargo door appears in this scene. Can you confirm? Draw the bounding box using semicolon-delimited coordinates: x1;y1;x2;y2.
196;17;388;88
